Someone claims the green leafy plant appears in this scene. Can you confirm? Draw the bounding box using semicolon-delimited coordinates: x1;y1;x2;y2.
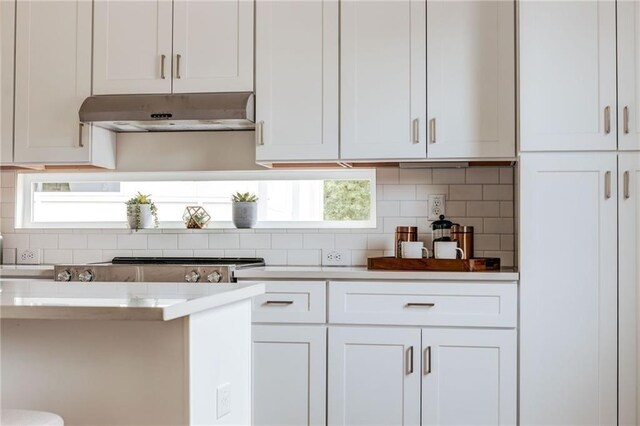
231;192;258;203
125;192;159;230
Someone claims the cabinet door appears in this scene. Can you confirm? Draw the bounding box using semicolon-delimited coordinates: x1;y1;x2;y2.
422;328;517;426
255;0;338;162
340;0;426;160
173;0;253;93
619;153;640;426
427;0;515;159
93;0;172;94
328;327;420;426
519;1;617;151
1;0;15;165
13;1;94;164
618;2;640;150
520;153;617;425
252;325;326;426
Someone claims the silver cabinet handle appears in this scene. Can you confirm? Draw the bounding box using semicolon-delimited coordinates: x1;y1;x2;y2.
160;54;166;79
605;106;611;134
78;123;84;148
624;106;630;134
429;118;437;143
176;54;182;79
605;171;612;199
624;171;630;200
405;302;435;308
412;118;420;144
256;121;264;146
424;346;431;375
264;300;294;306
406;346;414;375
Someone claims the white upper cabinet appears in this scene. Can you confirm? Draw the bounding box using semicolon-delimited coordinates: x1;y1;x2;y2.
328;327;421;426
427;0;515;159
93;1;173;95
618;2;640;151
255;0;338;162
173;0;253;93
94;0;252;95
340;0;426;160
1;0;15;165
519;1;617;151
520;153;617;425
619;153;640;426
14;0;115;167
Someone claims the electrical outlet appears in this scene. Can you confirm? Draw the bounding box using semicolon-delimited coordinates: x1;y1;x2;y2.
16;248;41;265
428;194;446;220
217;383;231;419
322;249;351;266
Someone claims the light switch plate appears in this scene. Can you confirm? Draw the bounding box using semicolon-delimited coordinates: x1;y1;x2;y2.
217;383;231;419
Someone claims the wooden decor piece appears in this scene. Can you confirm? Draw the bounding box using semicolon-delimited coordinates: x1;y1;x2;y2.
183;206;211;229
367;257;501;272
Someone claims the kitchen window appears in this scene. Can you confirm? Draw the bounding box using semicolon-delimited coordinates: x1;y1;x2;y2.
16;169;376;229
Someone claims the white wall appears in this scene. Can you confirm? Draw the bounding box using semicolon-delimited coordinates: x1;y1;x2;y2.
0;167;515;267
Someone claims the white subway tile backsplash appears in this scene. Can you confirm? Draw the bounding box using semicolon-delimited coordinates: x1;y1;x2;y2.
433;169;465;184
148;234;178;250
240;234;271;249
3;248;16;264
117;234;147;250
58;234;88;249
131;249;163;257
178;234;208;249
0;167;514;266
303;234;334;249
271;233;303;249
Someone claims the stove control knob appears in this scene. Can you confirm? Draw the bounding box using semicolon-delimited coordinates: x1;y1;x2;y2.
185;271;201;283
207;271;222;283
78;270;94;282
57;270;72;282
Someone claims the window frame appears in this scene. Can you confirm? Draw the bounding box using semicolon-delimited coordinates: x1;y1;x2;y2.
15;169;377;229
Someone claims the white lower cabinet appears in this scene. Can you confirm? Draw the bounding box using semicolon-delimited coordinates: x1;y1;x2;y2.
1;0;14;165
252;325;326;426
328;327;422;426
422;328;517;426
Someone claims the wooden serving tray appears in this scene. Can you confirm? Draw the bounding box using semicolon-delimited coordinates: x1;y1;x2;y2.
367;257;501;272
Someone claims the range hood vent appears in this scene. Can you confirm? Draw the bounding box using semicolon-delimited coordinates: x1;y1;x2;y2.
79;92;255;132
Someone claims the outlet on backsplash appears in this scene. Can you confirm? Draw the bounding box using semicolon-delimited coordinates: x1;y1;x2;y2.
17;248;41;265
322;249;351;266
428;194;447;220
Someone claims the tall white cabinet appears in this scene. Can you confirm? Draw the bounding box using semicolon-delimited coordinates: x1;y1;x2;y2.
426;0;515;159
13;0;115;167
519;153;618;425
519;0;617;151
618;2;640;151
1;0;14;165
93;0;253;95
254;0;338;162
619;153;640;426
339;0;426;160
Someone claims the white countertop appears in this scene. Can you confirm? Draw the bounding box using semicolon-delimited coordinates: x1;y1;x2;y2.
0;278;265;321
234;266;519;281
0;265;55;278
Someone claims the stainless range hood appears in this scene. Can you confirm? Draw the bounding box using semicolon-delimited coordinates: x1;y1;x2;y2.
79;92;255;132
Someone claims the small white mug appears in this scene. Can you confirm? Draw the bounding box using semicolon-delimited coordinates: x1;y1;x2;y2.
433;241;465;259
401;241;429;259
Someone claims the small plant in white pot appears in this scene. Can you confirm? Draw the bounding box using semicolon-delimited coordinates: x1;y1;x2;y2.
126;192;159;231
231;192;258;229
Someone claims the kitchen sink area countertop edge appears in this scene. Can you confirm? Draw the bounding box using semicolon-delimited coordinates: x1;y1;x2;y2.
0;279;265;321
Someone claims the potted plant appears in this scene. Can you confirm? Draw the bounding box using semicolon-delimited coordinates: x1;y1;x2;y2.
231;192;258;229
126;192;159;231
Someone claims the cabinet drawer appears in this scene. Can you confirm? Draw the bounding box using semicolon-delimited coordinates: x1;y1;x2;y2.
252;281;326;324
329;282;517;328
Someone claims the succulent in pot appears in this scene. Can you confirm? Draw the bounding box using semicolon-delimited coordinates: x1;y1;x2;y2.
126;192;159;231
231;192;258;229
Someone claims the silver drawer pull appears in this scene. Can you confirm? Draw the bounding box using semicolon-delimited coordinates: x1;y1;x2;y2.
264;300;294;306
424;346;432;375
405;302;435;308
406;346;414;375
604;106;611;134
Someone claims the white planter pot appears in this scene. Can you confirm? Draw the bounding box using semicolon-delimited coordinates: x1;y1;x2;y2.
127;204;155;230
232;202;257;229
